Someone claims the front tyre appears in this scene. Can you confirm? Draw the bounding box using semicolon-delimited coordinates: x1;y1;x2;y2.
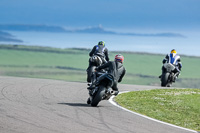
161;72;170;87
91;86;105;107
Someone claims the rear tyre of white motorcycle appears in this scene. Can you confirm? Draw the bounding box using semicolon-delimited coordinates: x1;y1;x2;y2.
161;72;170;87
91;86;105;107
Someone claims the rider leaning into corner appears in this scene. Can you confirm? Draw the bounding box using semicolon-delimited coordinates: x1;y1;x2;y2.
159;49;182;82
88;54;126;96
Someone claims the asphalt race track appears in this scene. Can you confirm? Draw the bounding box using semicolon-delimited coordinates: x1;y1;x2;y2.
0;76;197;133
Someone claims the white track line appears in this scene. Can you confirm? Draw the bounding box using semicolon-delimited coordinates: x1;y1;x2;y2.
109;91;198;133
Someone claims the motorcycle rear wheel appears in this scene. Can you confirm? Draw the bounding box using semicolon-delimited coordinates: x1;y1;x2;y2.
91;85;105;107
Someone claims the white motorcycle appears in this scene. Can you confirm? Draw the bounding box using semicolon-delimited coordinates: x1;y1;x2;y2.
161;63;179;87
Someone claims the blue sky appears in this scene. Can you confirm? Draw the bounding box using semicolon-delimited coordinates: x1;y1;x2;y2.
0;0;200;30
1;0;200;56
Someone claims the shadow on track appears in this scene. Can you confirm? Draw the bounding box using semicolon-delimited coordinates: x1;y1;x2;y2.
58;103;90;107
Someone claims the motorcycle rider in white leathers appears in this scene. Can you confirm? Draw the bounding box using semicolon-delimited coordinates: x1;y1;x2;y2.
159;49;182;82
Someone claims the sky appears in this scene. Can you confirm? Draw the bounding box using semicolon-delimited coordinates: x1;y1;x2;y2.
0;0;200;31
0;0;200;56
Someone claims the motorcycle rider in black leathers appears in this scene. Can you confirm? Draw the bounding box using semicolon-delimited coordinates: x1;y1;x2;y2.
86;41;109;82
88;54;126;96
89;41;109;62
159;49;182;82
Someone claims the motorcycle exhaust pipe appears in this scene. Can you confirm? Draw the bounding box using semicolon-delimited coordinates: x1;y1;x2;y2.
110;90;119;96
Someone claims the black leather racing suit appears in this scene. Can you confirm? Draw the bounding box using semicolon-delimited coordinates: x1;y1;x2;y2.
89;45;109;62
96;61;126;91
87;44;109;82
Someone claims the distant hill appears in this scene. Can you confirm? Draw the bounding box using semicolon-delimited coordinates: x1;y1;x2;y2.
0;24;68;32
74;25;115;34
0;24;185;38
0;31;23;42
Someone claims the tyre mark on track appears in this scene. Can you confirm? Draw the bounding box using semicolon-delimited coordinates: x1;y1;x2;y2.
1;84;15;101
33;82;109;132
97;107;135;133
97;108;121;133
6;115;62;133
38;84;54;100
73;84;136;133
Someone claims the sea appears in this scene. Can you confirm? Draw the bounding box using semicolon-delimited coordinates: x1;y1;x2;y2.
2;30;200;57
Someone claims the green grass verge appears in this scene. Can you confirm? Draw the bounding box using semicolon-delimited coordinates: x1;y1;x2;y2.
115;89;200;131
0;44;200;88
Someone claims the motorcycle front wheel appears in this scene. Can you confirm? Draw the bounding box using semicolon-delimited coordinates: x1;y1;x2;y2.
161;72;170;87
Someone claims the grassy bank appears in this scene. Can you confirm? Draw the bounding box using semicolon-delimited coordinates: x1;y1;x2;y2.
0;44;200;88
115;89;200;131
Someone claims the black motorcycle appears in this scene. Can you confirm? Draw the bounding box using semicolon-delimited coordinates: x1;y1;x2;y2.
161;63;179;87
87;72;118;107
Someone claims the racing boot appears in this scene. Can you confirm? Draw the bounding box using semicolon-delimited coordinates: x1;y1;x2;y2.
87;97;91;104
172;75;178;82
172;72;180;82
87;82;96;90
87;76;98;90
